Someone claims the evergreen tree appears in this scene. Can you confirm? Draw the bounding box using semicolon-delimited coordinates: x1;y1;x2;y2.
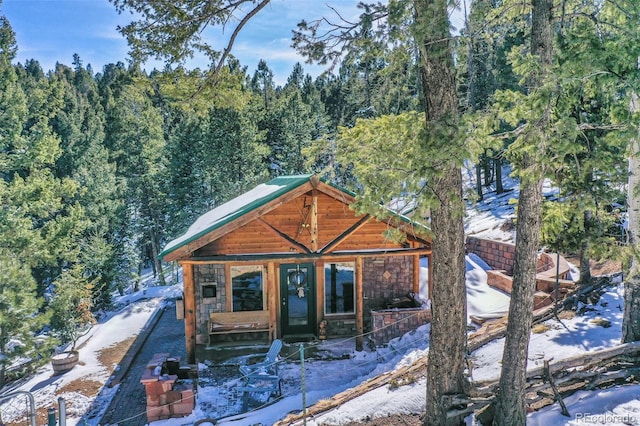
110;0;271;86
458;0;523;199
207;105;269;191
49;60;125;309
103;69;168;285
48;264;95;350
159;61;265;239
0;20;50;387
250;59;277;109
164;113;212;237
294;2;470;423
267;68;316;175
539;8;631;282
0;15;76;388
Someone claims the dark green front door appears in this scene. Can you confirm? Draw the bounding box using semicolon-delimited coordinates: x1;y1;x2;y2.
280;263;316;336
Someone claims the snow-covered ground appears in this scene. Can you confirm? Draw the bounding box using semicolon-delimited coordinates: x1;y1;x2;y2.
0;276;183;424
2;168;637;426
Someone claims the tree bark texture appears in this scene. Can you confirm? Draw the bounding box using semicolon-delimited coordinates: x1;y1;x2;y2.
493;0;553;424
579;210;592;284
426;166;468;426
623;94;640;342
495;157;503;194
414;1;468;424
493;176;543;425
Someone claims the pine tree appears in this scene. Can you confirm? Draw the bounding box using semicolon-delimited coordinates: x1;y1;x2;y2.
103;69;168;285
49;60;125;309
293;2;470;423
0;16;66;388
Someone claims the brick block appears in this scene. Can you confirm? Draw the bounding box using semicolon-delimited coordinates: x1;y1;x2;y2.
165;390;182;404
536;279;554;293
160;375;178;392
533;292;552;310
147;394;160;407
147;405;170;420
181;388;195;401
171;400;194;416
143;381;163;398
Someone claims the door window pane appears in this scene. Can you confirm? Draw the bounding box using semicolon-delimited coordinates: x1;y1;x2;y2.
231;265;264;311
285;265;311;326
324;262;355;314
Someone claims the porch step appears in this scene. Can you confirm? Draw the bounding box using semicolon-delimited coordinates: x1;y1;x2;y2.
282;334;317;344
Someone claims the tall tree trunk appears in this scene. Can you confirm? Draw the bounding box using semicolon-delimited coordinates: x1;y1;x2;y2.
493;0;553;424
623;92;640;342
414;1;468;424
149;227;166;286
426;166;468;425
493;175;543;424
579;209;593;284
495;156;503;194
484;157;492;186
0;365;6;392
476;163;484;200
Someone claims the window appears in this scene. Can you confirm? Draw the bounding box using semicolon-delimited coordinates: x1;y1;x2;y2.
231;265;264;311
202;285;217;298
324;262;355;314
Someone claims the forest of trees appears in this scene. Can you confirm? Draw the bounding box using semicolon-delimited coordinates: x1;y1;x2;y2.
1;0;640;424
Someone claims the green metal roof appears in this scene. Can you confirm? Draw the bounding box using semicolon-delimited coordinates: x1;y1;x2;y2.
160;174;313;259
160;174;430;260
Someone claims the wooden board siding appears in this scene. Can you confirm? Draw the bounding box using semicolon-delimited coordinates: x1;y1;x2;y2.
195;220;295;256
193;191;411;256
182;263;197;364
340;220;405;250
263;192;362;250
162;181;315;262
356;257;364;351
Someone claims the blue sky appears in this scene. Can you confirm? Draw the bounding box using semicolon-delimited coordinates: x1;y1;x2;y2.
1;0;362;85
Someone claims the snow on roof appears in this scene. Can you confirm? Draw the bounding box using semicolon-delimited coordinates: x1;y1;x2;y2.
160;174;312;259
160;174;431;260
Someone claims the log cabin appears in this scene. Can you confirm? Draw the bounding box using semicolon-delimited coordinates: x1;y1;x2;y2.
160;174;433;363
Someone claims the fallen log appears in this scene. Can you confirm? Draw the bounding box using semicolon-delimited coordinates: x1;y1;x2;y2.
473;341;640;396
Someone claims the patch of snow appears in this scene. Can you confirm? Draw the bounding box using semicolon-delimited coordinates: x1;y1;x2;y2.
528;385;640;425
465;255;510;322
162;179;302;256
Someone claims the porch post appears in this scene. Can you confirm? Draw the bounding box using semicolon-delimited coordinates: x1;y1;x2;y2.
310;190;318;252
267;261;277;339
182;263;197;364
315;262;325;330
355;257;364;351
413;254;420;294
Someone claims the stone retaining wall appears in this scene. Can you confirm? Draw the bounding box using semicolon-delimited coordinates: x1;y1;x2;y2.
466;236;516;274
467;236;575;311
371;308;431;346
